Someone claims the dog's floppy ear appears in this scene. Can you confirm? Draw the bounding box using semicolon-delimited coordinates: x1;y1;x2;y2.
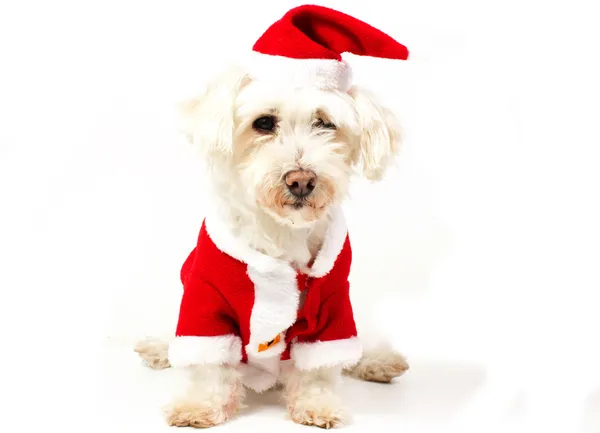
348;86;402;181
178;66;250;155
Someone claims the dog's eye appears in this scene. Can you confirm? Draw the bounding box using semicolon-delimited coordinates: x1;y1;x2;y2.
253;115;277;133
314;118;336;130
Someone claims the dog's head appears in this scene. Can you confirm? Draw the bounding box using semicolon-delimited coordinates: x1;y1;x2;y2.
180;65;401;227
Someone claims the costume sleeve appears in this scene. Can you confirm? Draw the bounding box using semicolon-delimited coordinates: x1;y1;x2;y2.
168;275;242;367
290;284;363;370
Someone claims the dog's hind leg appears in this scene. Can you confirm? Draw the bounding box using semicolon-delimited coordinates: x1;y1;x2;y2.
343;346;409;383
134;337;172;370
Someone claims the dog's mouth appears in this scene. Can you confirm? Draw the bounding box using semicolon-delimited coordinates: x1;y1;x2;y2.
288;199;326;211
291;200;306;210
259;192;332;227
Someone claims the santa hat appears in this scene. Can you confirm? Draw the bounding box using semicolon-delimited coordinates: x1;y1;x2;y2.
245;4;409;92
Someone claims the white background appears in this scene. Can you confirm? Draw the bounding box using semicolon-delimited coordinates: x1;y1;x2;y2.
1;0;599;432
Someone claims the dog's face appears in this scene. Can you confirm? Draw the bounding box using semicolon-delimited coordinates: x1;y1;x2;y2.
180;66;401;227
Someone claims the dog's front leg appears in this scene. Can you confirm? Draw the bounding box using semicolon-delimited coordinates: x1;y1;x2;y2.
166;364;244;428
283;365;347;429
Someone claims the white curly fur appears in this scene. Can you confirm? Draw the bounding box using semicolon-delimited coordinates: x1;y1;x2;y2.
165;364;245;428
282;365;348;429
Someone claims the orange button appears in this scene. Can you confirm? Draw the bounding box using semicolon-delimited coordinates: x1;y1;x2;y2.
258;333;281;352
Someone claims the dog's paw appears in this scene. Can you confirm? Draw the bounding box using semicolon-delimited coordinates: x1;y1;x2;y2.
165;400;230;428
134;338;171;370
289;395;347;429
344;348;409;383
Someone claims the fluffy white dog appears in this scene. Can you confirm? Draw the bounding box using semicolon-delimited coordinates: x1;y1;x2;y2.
134;4;414;428
135;63;409;428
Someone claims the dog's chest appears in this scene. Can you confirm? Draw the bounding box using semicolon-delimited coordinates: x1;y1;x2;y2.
279;222;328;270
247;218;329;270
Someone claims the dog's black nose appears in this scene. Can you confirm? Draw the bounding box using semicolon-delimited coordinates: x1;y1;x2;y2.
285;169;317;198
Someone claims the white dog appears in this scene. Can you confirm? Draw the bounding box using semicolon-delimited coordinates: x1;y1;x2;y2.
135;63;408;428
135;4;411;429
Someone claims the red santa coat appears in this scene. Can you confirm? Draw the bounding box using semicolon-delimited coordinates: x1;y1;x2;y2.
168;207;362;392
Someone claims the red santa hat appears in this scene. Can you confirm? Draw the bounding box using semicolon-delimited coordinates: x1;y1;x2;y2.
245;4;409;92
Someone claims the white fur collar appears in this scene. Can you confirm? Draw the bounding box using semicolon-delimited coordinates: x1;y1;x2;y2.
307;206;348;278
204;210;291;275
204;205;348;278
